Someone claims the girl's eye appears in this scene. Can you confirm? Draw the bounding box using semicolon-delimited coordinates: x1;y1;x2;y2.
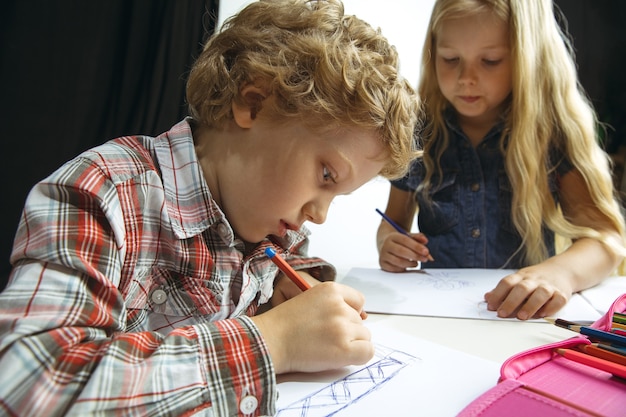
442;57;459;64
483;59;501;66
322;166;336;184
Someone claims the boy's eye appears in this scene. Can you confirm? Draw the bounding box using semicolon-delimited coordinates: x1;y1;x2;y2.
322;166;336;184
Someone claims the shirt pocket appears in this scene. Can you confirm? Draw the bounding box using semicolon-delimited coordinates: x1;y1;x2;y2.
497;170;517;235
417;172;460;235
124;268;217;323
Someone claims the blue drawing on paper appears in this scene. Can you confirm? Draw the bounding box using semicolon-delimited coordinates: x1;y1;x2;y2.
276;345;418;417
413;271;474;291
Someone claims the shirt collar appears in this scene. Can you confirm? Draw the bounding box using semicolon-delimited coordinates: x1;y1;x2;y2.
153;118;218;239
443;107;505;144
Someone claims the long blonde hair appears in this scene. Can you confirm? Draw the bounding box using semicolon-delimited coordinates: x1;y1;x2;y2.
186;0;420;180
419;0;626;268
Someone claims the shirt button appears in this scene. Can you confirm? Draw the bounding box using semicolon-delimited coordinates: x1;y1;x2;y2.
471;228;481;238
239;395;258;414
471;183;480;192
151;289;167;305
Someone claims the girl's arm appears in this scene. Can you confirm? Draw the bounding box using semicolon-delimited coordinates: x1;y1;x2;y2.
485;169;623;320
549;168;623;288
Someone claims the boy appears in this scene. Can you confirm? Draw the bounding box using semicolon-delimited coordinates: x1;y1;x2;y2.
0;0;418;415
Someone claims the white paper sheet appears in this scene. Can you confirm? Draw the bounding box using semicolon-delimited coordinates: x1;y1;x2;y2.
275;323;500;417
340;268;603;322
578;276;626;315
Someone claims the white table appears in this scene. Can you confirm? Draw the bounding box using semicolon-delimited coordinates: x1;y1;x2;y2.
365;312;576;363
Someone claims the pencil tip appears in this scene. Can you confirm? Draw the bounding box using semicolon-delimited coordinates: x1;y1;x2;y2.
543;317;556;324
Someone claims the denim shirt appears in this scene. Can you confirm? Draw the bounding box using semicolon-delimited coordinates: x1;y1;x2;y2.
392;115;570;269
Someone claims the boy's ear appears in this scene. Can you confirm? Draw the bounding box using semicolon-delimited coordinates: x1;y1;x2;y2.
232;84;268;129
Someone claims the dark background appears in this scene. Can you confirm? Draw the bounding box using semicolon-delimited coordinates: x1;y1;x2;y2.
0;0;219;290
554;1;626;200
0;1;624;291
556;1;626;155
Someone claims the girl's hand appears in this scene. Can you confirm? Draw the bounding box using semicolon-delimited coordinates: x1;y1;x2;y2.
378;230;432;272
251;281;373;374
484;265;572;320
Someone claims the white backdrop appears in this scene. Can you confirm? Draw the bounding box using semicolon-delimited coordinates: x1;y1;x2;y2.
217;0;433;88
217;0;433;273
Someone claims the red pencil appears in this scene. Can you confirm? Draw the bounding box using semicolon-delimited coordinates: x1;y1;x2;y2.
578;344;626;366
555;348;626;379
613;328;626;336
265;247;311;291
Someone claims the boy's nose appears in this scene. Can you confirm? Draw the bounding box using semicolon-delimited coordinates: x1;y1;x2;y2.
303;199;329;225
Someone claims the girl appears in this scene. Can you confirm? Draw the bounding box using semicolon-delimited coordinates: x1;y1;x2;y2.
377;0;626;320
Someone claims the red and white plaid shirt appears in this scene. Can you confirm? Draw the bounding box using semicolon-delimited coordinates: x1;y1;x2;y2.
0;119;334;416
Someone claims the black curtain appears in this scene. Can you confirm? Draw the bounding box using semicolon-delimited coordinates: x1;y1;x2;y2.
0;1;219;290
554;0;626;154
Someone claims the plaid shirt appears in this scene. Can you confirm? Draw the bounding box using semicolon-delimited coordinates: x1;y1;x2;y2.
0;119;334;417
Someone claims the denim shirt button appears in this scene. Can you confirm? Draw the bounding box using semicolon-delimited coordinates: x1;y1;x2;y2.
471;228;481;238
471;183;480;192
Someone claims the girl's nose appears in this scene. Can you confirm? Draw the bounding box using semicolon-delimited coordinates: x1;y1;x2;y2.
458;62;477;85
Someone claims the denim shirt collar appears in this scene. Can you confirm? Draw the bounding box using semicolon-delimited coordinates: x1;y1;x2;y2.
443;107;506;146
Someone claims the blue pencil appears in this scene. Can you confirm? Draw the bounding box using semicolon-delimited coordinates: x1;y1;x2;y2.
375;208;434;262
555;320;626;347
579;326;626;347
375;208;410;236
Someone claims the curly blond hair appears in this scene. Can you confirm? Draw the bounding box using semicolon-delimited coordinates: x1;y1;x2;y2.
186;0;420;180
418;0;626;268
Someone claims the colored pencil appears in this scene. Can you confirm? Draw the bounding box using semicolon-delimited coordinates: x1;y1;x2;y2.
612;328;626;337
554;322;626;347
578;344;626;366
543;318;595;327
265;247;311;292
598;343;626;356
613;312;626;325
375;208;434;262
611;321;626;331
549;318;626;334
555;348;626;379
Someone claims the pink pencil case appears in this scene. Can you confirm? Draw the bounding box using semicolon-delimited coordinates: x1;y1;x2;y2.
458;293;626;417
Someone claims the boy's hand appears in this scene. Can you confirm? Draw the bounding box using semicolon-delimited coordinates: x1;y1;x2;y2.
251;281;373;374
378;231;432;272
270;271;320;307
